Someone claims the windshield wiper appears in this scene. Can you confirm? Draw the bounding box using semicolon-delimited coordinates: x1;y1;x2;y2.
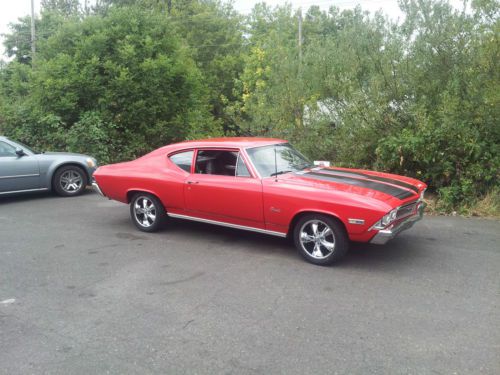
270;170;293;177
299;163;313;170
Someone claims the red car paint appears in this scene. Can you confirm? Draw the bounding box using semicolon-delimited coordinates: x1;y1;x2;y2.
93;137;426;242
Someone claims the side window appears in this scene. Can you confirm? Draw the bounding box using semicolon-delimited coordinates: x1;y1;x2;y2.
195;150;245;176
236;155;251;177
0;141;16;157
169;150;194;173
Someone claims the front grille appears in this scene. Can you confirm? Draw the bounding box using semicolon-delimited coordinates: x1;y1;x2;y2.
396;201;418;219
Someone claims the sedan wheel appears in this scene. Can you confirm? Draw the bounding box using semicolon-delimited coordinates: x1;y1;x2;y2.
293;214;348;265
53;166;87;197
130;193;167;232
60;170;83;193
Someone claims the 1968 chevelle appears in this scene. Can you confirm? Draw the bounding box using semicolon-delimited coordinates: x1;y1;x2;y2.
93;138;426;265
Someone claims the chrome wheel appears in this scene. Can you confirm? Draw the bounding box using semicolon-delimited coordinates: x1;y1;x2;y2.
299;219;336;260
133;196;157;228
60;170;83;193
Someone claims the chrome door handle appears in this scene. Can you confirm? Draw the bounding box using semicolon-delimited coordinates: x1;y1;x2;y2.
187;181;199;184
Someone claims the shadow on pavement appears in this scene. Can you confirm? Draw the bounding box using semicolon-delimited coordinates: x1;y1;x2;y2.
341;236;429;271
0;187;95;205
165;217;427;268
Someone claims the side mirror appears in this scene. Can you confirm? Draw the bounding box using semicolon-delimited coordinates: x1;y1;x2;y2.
15;148;26;157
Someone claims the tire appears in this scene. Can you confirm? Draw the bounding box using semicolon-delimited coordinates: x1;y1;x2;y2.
53;165;87;197
130;193;167;232
293;214;349;266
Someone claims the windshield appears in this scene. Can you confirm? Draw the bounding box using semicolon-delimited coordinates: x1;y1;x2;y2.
246;143;312;177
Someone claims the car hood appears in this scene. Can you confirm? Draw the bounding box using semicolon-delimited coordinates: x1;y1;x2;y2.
280;167;426;203
41;151;90;158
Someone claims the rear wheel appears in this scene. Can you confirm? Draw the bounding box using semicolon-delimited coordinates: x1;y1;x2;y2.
130;193;167;232
293;214;349;265
53;166;87;197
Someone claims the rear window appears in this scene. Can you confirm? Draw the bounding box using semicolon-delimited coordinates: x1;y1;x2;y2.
169;151;193;173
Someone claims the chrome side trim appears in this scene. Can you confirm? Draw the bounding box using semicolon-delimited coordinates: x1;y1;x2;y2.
348;218;365;225
0;187;49;195
0;173;40;180
92;181;105;197
168;213;287;238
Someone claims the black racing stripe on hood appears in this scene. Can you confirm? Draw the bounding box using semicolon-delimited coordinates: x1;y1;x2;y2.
321;168;420;193
301;172;415;200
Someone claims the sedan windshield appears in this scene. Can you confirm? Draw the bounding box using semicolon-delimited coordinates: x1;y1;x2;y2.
246;143;313;177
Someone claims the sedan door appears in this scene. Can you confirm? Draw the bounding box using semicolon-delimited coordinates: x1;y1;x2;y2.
0;141;41;193
184;149;264;227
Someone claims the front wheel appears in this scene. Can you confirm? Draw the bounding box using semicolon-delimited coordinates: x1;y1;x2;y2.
293;214;349;265
53;166;87;197
130;193;167;232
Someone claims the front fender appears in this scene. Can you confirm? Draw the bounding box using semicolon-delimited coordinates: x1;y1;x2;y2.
40;158;95;189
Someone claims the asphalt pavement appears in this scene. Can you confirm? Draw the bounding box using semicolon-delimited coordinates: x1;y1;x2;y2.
0;190;499;374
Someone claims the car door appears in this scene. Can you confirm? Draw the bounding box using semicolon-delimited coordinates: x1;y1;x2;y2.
0;141;41;193
184;149;264;226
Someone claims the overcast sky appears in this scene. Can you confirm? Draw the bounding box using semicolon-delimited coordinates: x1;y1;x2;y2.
0;0;466;59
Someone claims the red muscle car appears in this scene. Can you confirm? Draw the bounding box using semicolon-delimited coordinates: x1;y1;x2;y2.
92;138;426;265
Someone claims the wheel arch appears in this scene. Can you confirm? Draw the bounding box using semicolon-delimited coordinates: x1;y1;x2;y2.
50;162;90;189
126;189;162;204
287;210;348;239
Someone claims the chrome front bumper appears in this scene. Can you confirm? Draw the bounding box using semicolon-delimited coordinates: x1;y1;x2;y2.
92;180;105;197
370;202;425;245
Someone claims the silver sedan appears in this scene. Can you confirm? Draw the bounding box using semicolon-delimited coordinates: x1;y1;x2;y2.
0;136;97;197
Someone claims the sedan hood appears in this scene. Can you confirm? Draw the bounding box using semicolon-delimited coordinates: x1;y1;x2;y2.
41;151;90;158
282;167;425;203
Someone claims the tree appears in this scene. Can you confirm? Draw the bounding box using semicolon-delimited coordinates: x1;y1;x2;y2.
169;1;245;133
3;12;66;64
1;6;220;162
1;0;498;211
41;0;81;16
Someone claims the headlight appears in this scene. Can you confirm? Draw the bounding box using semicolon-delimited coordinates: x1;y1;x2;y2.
372;208;398;230
86;158;97;168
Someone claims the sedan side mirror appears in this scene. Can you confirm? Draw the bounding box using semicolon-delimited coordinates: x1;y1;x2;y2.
15;147;26;157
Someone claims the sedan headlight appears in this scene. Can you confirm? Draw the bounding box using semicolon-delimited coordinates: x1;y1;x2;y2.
372;208;398;230
86;158;97;168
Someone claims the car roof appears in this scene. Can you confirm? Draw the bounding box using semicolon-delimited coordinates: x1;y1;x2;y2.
151;137;288;155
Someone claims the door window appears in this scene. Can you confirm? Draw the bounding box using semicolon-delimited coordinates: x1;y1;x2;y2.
195;150;251;177
169;150;194;173
0;141;16;157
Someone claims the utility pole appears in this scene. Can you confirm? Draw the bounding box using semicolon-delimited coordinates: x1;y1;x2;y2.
298;8;302;60
298;8;303;72
30;0;36;66
297;8;304;128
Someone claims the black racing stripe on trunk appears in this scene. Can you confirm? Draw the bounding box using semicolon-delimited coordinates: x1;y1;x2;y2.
302;172;415;200
324;168;419;193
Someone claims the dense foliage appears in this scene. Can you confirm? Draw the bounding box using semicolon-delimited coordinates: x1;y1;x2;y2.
0;0;498;212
